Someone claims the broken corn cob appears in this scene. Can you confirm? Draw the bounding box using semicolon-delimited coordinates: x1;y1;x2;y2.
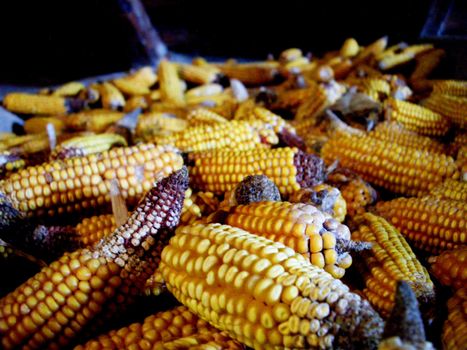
428;179;467;202
3;93;70;115
322;132;460;197
0;168;188;349
424;93;467;129
384;98;450;136
443;288;467;350
352;213;435;316
158;60;185;106
225;201;354;278
160;223;384;350
431;246;467;290
190;147;326;196
0;143;183;217
376;197;466;254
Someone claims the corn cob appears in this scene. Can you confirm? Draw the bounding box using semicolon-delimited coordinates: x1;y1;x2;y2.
271;87;314;111
428;179;467;202
321;132;460;197
224;201;360;278
376;197;467;254
185;84;223;99
371;121;447;154
97;82;126;111
0;143;183;217
123;96;148;113
179;64;220;85
190;147;326;196
432;80;467;97
288;184;347;223
378;281;434;350
353;36;388;66
152;121;270;153
443;288;467;350
50;134;127;160
0;151;25;178
3;93;70;115
0;167;188;349
340;38;360;58
457;145;467;181
279;48;304;64
295;81;341;122
186;108;228;126
384;98;450;136
161;222;384;349
216;61;280;86
158;60;185;106
65;109;125;133
136;112;188;140
423;93;467;129
52;82;85;97
430;246;467;290
377;45;433;71
112;66;157;96
352;213;435;317
76;305;243;350
410;48;445;81
24;117;65;135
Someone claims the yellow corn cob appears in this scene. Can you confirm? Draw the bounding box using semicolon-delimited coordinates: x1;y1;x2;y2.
352;213;435;316
321;132;460;197
457;145;467;181
152;121;269;153
76;305;243;350
410;48;445;81
0;133;16;141
443;288;467;350
384;98;450;136
375;42;408;61
179;64;220;85
432;80;467;97
371;121;446;154
0;168;188;350
190;147;326;196
11;133;51;155
345;77;391;101
112;66;158;95
353;36;388;66
237;107;296;135
216;61;280;86
3;93;69;115
65;109;125;132
424;93;467;129
0;143;183;217
430;246;467;290
0;152;25;178
136;112;188;140
288;184;346;223
186;108;228;127
340;38;360;58
185;84;223;99
279;48;303;64
225;201;356;278
160;222;384;350
24;117;65;135
428;179;467;202
97;82;126;111
376;197;466;254
52;82;85;97
378;44;433;70
158;60;185;106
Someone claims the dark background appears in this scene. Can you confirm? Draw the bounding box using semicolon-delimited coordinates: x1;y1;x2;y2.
0;0;465;86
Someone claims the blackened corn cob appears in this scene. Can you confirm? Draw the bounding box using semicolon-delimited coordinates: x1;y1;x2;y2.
431;246;467;290
0;168;188;349
161;223;384;350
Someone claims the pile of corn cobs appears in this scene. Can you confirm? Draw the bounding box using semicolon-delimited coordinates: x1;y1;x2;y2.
0;36;465;350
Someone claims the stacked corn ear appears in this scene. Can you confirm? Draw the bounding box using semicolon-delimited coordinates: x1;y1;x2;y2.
431;246;467;290
160;223;384;350
443;288;467;350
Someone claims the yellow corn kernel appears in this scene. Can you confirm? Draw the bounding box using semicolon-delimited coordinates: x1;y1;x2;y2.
428;179;467;202
432;80;467;97
423;93;467;129
443;288;467;350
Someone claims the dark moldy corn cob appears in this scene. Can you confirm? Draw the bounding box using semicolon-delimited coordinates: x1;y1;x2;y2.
75;305;243;350
189;147;326;196
0;143;183;217
321;132;460;197
376;197;466;254
351;213;435;317
160;223;384;350
443;288;467;350
0;167;188;349
430;246;467;290
224;201;359;278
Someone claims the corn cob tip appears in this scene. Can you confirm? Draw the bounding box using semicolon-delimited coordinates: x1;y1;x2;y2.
294;149;326;188
234;174;281;205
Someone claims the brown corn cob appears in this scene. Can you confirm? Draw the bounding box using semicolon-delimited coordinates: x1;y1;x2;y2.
24;117;66;135
443;288;467;350
161;223;384;350
179;64;220;85
186;108;228;126
190;147;326;196
50;134;127;160
76;305;243;350
288;184;347;223
432;80;467;97
112;66;157;96
65;110;125;133
97;82;126;110
428;179;467;202
0;143;183;217
3;93;70;115
352;213;435;317
410;48;445;81
0;152;25;178
371;122;447;154
376;197;466;254
224;201;357;278
0;167;188;349
158;60;185;106
423;93;467;129
321;132;460;197
216;61;280;86
384;98;450;136
430;246;467;290
340;38;360;58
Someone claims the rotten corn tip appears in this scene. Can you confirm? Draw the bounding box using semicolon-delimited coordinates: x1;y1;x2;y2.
234;174;281;205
